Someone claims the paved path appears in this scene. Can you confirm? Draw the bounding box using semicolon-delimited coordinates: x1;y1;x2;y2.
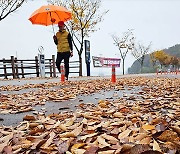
0;73;179;126
0;73;179;86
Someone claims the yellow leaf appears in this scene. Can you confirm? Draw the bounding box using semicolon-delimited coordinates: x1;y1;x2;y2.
71;143;85;153
142;124;155;131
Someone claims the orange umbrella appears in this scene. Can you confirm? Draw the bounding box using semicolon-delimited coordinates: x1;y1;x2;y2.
29;5;71;34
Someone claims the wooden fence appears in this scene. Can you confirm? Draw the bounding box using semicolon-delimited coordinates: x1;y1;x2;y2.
0;55;80;79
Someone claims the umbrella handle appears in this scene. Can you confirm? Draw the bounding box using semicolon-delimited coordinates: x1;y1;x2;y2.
50;12;55;35
51;23;55;35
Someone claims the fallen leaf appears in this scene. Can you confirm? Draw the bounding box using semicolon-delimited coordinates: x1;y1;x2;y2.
130;144;151;154
71;143;86;153
57;139;71;154
0;133;13;153
153;140;162;152
98;150;115;154
42;131;56;148
139;137;151;145
118;129;132;140
2;146;12;154
142;124;155;131
158;130;178;142
84;146;98;154
97;136;111;148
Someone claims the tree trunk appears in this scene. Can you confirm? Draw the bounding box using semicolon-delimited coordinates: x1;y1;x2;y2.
140;62;143;73
79;55;82;76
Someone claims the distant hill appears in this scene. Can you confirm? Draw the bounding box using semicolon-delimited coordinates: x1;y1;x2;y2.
164;44;180;57
128;44;180;74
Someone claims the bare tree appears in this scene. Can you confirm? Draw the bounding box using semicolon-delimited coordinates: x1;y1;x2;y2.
0;0;27;21
112;29;135;75
48;0;108;76
132;42;151;73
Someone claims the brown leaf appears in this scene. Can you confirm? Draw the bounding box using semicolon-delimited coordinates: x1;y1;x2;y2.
120;107;130;113
118;129;132;140
29;128;44;135
130;144;151;154
171;126;180;135
31;139;46;150
113;112;123;118
141;150;163;154
84;146;99;154
139;137;151;145
97;136;111;148
158;130;178;142
135;133;148;141
23;115;36;121
73;124;83;136
29;123;39;129
3;146;12;154
42;131;56;148
57;139;71;154
98;150;115;154
78;133;98;141
101;133;118;142
0;133;13;153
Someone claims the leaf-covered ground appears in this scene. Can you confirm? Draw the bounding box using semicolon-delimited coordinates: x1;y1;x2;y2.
0;77;179;153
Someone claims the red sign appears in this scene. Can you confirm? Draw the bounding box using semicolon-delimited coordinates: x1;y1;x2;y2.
92;56;121;67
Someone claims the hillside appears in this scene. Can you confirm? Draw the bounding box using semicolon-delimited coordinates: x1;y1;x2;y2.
128;44;180;74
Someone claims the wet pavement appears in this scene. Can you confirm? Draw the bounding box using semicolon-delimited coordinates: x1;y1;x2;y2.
0;85;142;126
0;73;179;126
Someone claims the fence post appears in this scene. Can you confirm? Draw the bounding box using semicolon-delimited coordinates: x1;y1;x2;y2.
35;56;39;77
49;59;52;77
14;57;19;78
21;60;25;78
52;55;56;77
11;56;16;79
79;61;81;76
3;58;8;79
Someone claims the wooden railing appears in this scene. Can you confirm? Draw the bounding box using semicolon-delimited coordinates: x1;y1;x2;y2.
0;55;80;79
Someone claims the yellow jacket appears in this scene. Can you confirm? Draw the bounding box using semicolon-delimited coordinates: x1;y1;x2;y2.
56;30;70;52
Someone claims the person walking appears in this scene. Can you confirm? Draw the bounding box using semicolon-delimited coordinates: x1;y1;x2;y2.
53;21;73;80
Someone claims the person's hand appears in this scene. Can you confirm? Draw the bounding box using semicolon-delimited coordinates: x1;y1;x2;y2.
70;51;73;57
53;35;57;40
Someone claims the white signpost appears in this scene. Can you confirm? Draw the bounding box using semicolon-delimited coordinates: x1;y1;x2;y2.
38;46;45;77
